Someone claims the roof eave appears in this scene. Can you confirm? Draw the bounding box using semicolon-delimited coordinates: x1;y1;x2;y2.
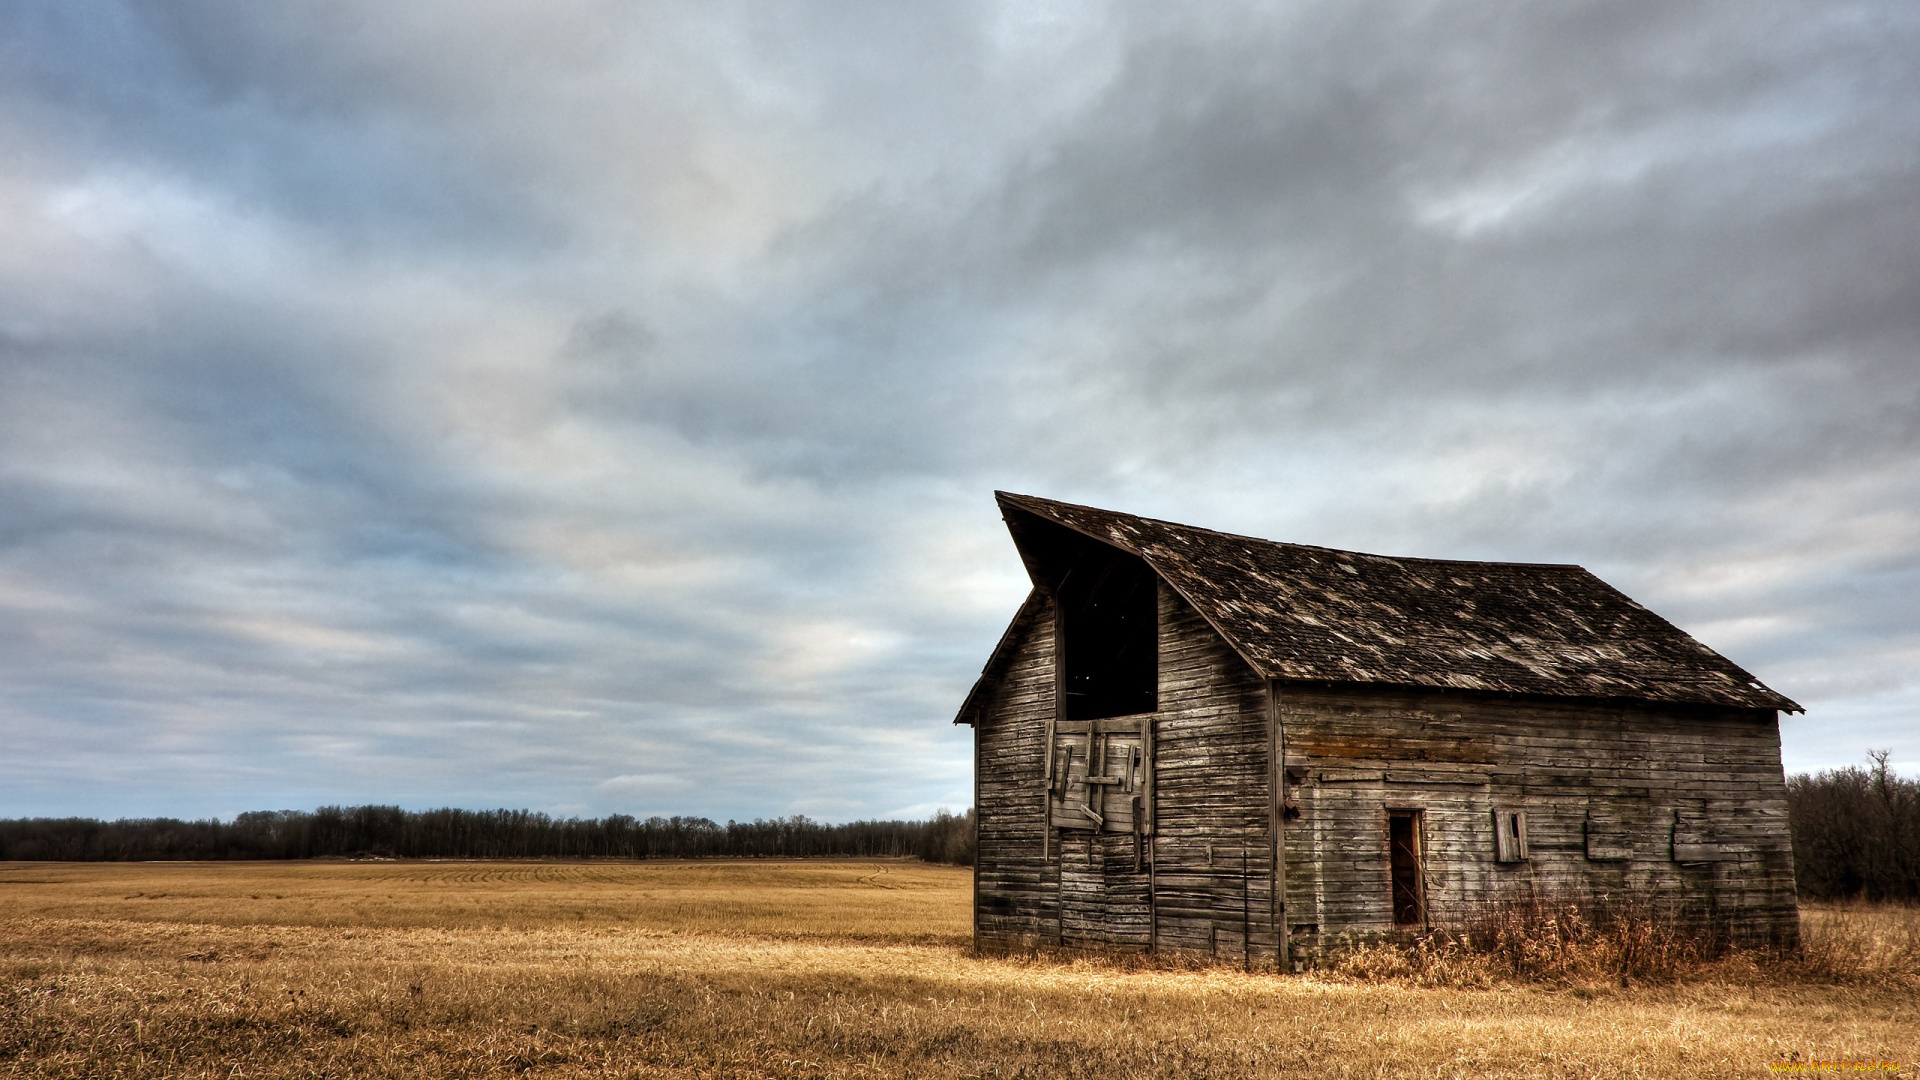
952;587;1046;726
1264;674;1800;714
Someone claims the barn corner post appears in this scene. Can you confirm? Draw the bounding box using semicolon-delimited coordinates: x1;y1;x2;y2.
1267;680;1289;974
1048;578;1069;947
971;692;981;951
1773;709;1803;952
1144;692;1160;954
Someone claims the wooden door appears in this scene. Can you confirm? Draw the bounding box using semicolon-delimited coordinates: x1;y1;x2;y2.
1050;717;1153;947
1388;810;1424;927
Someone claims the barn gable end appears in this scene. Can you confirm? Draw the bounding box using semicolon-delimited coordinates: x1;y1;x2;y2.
959;493;1801;966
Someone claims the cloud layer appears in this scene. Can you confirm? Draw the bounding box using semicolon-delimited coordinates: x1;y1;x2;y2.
2;0;1916;819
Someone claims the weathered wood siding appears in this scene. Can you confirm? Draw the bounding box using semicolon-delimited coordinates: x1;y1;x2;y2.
973;583;1277;961
1148;581;1275;962
1277;686;1798;958
975;586;1796;964
973;595;1058;949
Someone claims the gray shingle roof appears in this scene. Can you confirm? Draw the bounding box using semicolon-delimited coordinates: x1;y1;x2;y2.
978;491;1798;714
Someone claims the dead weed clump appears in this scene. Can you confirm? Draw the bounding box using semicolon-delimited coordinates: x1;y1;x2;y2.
1334;897;1920;990
1333;892;1721;988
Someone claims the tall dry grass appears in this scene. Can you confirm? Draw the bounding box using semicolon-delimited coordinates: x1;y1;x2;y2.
1799;902;1920;984
1;861;1915;1079
1335;894;1920;990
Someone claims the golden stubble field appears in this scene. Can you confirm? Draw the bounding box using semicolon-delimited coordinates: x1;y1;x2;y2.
1;860;1914;1079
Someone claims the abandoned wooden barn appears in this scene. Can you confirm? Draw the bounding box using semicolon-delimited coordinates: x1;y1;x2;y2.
955;492;1802;968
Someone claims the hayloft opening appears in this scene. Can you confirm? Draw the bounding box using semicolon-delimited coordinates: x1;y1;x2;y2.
1058;550;1158;721
999;504;1159;722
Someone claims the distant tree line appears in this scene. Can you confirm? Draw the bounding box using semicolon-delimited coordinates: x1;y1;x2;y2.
8;752;1916;900
1788;751;1919;902
0;806;975;866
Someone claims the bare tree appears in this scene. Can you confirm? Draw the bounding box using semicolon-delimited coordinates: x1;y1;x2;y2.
1787;750;1920;901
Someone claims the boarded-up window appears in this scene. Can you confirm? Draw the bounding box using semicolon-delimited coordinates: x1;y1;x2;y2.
1584;803;1633;861
1493;808;1528;863
1049;718;1151;837
1669;806;1730;863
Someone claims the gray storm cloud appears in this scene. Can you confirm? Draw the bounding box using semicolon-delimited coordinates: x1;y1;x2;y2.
0;0;1915;820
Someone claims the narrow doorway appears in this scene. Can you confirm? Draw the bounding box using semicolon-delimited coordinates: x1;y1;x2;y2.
1388;811;1424;926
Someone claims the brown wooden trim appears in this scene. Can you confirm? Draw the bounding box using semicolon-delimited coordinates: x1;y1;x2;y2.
1268;680;1288;972
1241;845;1252;972
1418;809;1431;936
971;705;980;947
1051;594;1067;945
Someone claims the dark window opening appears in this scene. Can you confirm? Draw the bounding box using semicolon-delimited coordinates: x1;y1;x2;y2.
1389;811;1424;926
1059;550;1157;721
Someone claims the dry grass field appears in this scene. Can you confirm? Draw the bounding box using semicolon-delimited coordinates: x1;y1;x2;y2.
1;860;1914;1079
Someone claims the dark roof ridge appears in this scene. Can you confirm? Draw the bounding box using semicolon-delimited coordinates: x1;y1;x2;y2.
996;490;1585;571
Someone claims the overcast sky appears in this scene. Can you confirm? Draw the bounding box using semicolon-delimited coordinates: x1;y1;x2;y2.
2;1;1916;822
